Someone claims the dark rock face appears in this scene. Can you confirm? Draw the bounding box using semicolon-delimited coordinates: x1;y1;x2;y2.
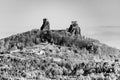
40;18;50;31
68;21;81;36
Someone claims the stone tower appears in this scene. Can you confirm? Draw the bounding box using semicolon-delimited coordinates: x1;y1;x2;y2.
68;21;81;36
40;18;50;31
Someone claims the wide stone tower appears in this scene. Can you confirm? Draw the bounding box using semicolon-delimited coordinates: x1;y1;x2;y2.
68;21;81;36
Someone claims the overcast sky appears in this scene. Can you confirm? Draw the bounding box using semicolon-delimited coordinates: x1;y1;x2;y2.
0;0;120;49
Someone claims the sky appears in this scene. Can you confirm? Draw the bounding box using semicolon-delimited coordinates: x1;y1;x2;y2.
0;0;120;49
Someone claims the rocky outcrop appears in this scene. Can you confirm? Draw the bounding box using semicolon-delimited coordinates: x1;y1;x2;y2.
40;18;50;31
68;21;81;36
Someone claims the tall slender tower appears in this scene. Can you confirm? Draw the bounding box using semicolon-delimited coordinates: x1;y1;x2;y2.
40;18;50;31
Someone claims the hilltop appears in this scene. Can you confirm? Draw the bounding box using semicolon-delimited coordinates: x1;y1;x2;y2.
0;19;120;80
